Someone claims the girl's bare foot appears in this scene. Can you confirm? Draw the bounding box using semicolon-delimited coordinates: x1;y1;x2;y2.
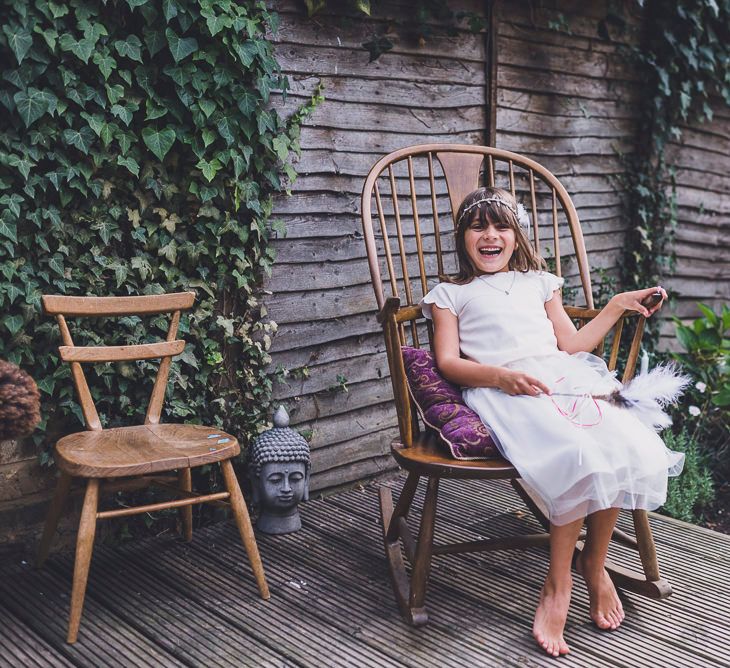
575;553;625;630
532;575;572;657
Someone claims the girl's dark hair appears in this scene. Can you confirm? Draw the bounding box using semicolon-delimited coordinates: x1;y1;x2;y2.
448;187;545;284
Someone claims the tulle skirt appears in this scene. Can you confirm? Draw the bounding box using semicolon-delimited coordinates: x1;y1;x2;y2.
462;352;685;526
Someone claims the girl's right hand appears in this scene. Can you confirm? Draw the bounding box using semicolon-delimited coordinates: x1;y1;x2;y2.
496;369;551;396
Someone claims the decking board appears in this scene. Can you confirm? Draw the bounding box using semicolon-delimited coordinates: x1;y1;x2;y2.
0;477;727;668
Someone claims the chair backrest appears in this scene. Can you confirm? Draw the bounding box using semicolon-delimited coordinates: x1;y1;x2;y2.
42;292;196;431
360;145;644;447
361;144;594;316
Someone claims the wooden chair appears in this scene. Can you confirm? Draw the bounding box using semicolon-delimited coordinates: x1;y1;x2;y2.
37;292;269;643
360;144;671;626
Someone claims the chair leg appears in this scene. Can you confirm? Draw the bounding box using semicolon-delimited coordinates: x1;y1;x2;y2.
408;477;439;619
626;509;672;598
178;468;193;542
220;459;270;600
67;478;99;644
380;473;422;623
37;471;73;568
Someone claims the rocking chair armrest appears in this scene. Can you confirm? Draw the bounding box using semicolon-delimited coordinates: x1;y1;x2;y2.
563;306;647;382
564;306;644;321
377;296;402;324
377;298;425;325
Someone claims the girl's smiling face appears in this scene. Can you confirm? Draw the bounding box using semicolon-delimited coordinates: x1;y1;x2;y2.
464;215;516;274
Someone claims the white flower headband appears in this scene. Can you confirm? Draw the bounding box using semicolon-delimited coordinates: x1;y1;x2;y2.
458;196;530;232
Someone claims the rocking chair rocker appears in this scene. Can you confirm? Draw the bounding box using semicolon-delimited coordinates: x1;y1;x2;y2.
360;144;671;626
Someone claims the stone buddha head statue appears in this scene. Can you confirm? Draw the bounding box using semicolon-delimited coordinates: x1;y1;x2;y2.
249;406;311;534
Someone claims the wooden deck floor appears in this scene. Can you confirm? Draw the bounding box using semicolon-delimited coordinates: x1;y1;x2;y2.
1;476;728;668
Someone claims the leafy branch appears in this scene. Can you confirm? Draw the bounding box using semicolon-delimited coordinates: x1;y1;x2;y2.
0;0;320;476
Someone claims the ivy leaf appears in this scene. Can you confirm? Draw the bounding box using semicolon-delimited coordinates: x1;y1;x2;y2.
201;128;216;147
0;89;14;112
100;123;114;146
3;25;33;65
237;90;258;117
202;10;232;37
7;154;33;180
111;261;129;287
0;219;17;243
143;27;166;57
233;41;257;68
145;100;168;120
199;99;216;118
142;126;176;161
93;220;117;245
83;112;105;135
63;127;95;154
162;0;179;22
196;157;222;182
5;283;23;306
13;88;52;127
158;240;177;264
166;28;198;64
114;35;143;63
118;132;134;154
126;0;148;8
1;193;24;217
48;255;65;277
36;376;56;395
216;114;235;145
131;256;152;280
92;52;116;80
272;136;289;161
106;83;125;105
111;103;133;126
117;155;140;177
2;315;23;335
58;34;95;63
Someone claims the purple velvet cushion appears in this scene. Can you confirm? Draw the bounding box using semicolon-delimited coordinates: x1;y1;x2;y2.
401;346;498;459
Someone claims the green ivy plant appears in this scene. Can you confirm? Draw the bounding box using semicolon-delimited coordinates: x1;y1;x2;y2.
0;0;320;468
620;0;729;340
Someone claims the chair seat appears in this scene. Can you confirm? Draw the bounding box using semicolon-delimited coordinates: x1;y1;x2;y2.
56;424;239;478
391;436;518;479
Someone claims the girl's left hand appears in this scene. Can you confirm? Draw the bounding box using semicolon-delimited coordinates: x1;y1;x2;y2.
610;286;668;318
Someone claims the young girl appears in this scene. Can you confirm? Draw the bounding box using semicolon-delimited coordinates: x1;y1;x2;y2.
421;187;684;658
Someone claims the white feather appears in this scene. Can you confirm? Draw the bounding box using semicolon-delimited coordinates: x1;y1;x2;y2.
617;363;691;431
516;202;530;235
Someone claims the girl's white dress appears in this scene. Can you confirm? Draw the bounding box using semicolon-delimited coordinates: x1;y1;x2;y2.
421;270;684;526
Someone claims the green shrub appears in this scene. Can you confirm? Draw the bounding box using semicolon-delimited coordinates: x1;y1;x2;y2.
670;303;730;481
660;429;714;524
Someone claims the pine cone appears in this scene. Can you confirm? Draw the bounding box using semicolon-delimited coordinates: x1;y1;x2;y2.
0;359;41;440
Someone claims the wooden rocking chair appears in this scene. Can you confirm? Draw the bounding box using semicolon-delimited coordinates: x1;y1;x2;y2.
37;292;269;643
360;144;671;626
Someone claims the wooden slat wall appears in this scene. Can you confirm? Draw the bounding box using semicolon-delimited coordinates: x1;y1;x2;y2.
658;99;730;349
495;0;643;289
265;0;649;492
264;1;726;492
266;0;489;491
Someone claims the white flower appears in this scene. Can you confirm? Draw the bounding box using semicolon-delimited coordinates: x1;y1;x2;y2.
695;381;707;393
688;405;701;417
